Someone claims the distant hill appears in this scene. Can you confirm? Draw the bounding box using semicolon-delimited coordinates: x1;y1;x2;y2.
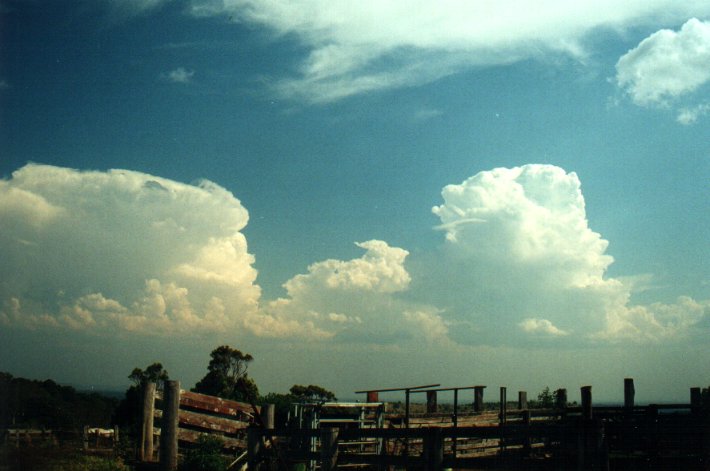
0;372;118;430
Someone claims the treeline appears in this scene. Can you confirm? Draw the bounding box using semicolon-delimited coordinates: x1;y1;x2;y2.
0;372;117;430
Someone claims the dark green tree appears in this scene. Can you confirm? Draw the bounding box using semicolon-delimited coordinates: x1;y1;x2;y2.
192;346;259;403
114;363;169;431
289;384;336;403
536;386;554;408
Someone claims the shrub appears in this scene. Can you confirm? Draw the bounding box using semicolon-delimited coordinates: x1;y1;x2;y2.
181;435;227;471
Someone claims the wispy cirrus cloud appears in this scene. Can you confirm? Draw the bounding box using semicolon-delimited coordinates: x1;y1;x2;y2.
187;0;710;102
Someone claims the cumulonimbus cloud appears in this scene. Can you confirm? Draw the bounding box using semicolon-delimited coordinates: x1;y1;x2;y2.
0;164;260;335
1;163;707;346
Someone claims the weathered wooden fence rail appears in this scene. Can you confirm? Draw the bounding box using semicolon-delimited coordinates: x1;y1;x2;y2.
247;380;710;470
140;380;266;470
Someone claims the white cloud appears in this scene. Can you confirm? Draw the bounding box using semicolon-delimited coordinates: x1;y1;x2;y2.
616;18;710;107
2;163;706;349
188;0;710;102
519;318;569;336
677;102;710;124
259;240;427;342
426;164;707;345
164;67;195;84
0;164;260;336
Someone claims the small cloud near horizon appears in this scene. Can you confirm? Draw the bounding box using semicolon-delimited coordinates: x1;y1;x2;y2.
163;67;195;84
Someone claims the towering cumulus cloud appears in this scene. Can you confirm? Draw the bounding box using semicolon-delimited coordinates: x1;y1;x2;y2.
0;164;260;335
426;164;708;344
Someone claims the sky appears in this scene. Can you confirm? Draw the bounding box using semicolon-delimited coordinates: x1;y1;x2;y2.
1;0;709;404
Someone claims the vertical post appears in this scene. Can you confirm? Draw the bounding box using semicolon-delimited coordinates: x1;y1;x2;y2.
624;378;635;410
367;391;379;403
499;387;507;424
452;389;459;455
581;386;592;420
247;428;262;471
555;389;567;410
83;425;89;451
426;391;437;414
113;425;119;450
474;386;485;413
320;428;339;471
140;381;156;462
423;427;443;471
522;409;531;455
261;403;275;429
159;380;180;471
691;387;701;414
518;391;528;410
405;389;411;428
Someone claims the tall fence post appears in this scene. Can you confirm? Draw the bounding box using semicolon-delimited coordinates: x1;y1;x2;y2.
555;388;567;410
423;427;443;471
518;391;528;410
140;381;156;462
426;391;437;414
624;378;635;410
247;428;262;471
474;386;485;413
159;380;180;471
691;387;701;414
499;387;507;423
320;427;339;471
581;386;592;420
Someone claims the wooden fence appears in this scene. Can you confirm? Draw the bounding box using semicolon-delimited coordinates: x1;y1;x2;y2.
247;381;710;470
139;380;268;470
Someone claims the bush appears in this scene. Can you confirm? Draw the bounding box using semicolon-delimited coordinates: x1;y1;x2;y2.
181;435;227;471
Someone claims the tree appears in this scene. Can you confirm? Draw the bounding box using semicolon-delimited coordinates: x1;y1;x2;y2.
192;346;259;403
536;387;554;408
114;363;169;431
129;362;169;390
289;384;336;403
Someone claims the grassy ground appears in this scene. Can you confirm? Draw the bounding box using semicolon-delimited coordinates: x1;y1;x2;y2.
0;442;131;471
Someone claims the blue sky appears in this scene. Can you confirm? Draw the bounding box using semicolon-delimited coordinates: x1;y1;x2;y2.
1;1;709;403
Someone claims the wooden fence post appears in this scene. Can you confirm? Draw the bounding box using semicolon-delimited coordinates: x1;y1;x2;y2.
499;387;507;423
159;380;180;471
140;381;156;462
247;428;262;471
261;403;275;429
474;386;485;413
555;388;567;410
320;427;339;471
518;391;528;410
423;427;443;471
83;425;89;451
367;391;379;403
581;386;592;420
426;391;437;414
690;387;701;414
624;378;635;410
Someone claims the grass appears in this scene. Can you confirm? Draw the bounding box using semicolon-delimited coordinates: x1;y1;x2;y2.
0;442;130;471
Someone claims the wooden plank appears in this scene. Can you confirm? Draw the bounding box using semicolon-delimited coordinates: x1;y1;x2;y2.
178;429;247;450
178;409;249;434
179;390;257;417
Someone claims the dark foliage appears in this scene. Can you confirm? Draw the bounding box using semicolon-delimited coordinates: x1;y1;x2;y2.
181;434;228;471
289;384;336;402
113;362;169;434
192;346;258;403
0;372;117;430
